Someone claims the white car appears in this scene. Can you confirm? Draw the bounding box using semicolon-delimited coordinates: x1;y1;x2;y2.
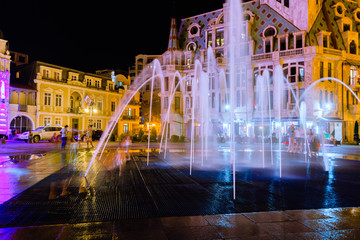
18;126;63;143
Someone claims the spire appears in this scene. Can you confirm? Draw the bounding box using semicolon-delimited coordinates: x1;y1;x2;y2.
167;18;179;51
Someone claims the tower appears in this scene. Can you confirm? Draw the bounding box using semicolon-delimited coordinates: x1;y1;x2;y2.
167;18;179;51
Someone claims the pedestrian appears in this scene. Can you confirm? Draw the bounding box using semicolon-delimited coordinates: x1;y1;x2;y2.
309;129;319;157
60;125;68;150
28;130;33;143
86;125;94;148
287;124;295;153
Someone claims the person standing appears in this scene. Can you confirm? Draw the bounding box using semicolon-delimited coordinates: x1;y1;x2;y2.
86;125;94;148
28;130;33;144
287;124;295;153
60;125;68;150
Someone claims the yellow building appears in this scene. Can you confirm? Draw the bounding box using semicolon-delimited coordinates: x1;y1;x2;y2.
11;61;140;138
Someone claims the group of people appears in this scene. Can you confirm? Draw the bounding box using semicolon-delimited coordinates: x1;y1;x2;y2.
60;125;94;150
287;124;321;157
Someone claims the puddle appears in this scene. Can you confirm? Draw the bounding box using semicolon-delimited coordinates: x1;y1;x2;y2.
0;154;45;165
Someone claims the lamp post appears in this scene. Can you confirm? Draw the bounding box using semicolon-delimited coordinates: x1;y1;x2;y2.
85;101;97;128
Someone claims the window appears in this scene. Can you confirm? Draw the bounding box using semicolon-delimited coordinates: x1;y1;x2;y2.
54;72;60;81
284;0;289;8
280;38;286;50
111;101;116;112
95;80;100;88
71;75;78;81
94;120;102;129
165;77;169;91
265;40;271;53
350;40;357;54
175;97;180;111
320;61;324;79
264;27;276;37
215;29;224;47
299;67;304;82
55;94;62;107
55;117;62;126
44;93;51;106
44;117;51;126
350;66;357;85
328;63;332;78
190;26;198;35
344;24;350;32
109;83;114;90
43;69;50;78
296;35;303;49
123;124;129;133
207;31;213;47
97;100;103;111
164;97;169;109
323;37;328;48
87;78;92;86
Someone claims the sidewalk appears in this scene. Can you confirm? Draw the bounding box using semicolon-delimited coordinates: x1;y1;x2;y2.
1;207;360;239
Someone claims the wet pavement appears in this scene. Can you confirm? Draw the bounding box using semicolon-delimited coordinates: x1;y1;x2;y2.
1;142;360;239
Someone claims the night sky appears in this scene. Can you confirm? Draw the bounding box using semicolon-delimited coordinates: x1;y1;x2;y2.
2;0;225;73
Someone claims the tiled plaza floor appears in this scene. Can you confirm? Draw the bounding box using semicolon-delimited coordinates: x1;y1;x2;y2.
1;207;360;239
2;142;360;239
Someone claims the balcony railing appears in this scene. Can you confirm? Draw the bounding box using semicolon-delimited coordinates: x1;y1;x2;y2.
67;107;82;114
121;115;139;121
18;105;27;112
279;49;303;57
251;53;272;61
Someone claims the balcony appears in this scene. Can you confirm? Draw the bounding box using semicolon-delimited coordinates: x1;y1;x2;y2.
18;105;27;112
279;49;303;57
9;104;36;114
67;107;82;114
121;115;139;121
251;53;272;61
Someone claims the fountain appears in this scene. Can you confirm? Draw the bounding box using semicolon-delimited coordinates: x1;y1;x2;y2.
84;0;360;201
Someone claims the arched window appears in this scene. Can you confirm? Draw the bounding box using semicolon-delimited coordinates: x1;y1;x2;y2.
264;26;277;37
187;42;197;52
350;40;357;54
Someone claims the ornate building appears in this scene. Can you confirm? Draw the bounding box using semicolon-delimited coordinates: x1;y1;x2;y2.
11;61;140;138
135;0;360;142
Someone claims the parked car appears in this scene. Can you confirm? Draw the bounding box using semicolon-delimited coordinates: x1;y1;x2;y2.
18;126;62;143
81;130;103;141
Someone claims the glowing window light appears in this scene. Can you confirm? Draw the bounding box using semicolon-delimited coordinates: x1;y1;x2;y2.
0;113;6;116
0;129;6;132
0;119;6;121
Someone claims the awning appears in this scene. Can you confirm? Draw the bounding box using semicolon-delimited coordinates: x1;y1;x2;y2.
251;117;275;122
317;117;344;122
345;59;360;66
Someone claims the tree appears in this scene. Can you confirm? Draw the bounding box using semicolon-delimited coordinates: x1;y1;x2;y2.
354;121;359;142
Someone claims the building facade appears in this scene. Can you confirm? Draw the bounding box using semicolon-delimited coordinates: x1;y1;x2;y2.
0;37;11;139
11;61;140;138
135;0;360;142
